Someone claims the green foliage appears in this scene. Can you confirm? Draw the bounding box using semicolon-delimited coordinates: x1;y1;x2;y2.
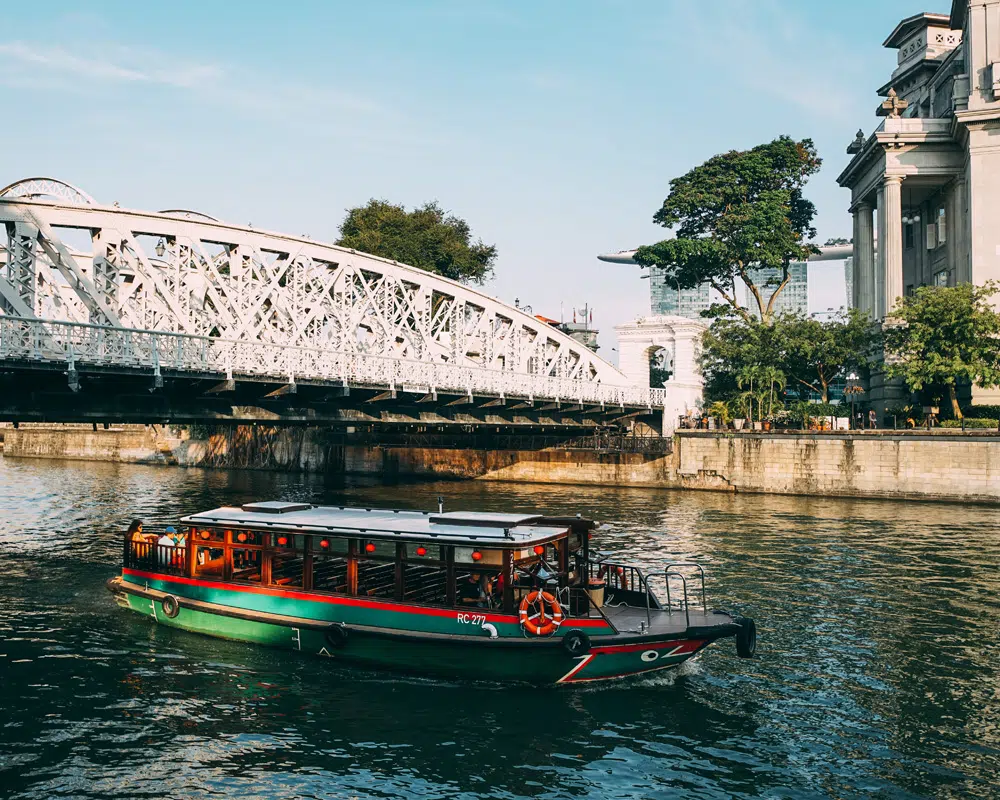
633;136;821;325
707;400;732;425
780;308;879;403
787;401;843;426
941;418;999;428
337;199;497;284
883;282;1000;419
961;404;1000;419
823;237;852;246
700;311;878;411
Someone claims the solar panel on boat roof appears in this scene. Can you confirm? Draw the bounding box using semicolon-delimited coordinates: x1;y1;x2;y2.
241;501;313;514
429;511;542;527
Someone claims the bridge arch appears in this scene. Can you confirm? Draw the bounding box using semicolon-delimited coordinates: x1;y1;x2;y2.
0;178;654;407
0;177;97;206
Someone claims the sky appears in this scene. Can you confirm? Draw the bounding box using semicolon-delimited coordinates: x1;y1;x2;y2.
0;0;939;356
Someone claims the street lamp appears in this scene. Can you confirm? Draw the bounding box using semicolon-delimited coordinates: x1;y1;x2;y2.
155;237;166;257
845;372;862;430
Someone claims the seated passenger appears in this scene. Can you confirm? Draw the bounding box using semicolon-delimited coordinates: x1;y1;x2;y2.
458;573;488;607
127;519;155;544
157;526;185;568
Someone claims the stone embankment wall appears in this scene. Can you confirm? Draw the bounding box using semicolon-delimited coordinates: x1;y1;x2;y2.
4;425;1000;503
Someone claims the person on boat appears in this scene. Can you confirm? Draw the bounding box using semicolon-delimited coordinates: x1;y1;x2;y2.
156;526;185;567
458;573;489;607
127;519;155;544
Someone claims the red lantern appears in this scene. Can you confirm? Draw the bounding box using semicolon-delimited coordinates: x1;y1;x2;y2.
200;530;210;540
320;539;330;549
533;545;545;556
415;546;427;557
236;532;247;543
277;535;288;546
471;550;483;562
365;542;376;553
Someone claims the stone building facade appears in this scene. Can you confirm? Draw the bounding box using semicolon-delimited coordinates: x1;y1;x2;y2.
838;2;1000;406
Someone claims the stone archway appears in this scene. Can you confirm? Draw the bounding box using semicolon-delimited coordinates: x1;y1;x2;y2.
614;315;707;432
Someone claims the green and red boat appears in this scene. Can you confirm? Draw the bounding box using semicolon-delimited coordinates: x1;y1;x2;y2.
107;501;756;684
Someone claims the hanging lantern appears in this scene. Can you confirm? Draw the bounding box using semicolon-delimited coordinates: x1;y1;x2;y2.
236;532;247;543
415;546;428;557
533;545;545;556
200;530;210;540
320;539;330;549
277;535;288;546
365;542;376;553
471;550;483;562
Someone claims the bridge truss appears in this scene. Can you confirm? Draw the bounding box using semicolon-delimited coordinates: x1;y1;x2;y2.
0;178;662;412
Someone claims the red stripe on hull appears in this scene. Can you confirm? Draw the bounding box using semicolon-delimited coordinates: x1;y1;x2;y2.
122;568;612;628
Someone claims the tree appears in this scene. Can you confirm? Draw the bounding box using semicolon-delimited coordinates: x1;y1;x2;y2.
633;136;821;325
882;282;1000;419
336;200;497;284
823;237;852;246
700;315;786;403
780;309;879;403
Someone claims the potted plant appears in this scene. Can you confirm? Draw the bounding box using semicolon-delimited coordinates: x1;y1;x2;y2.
708;400;731;430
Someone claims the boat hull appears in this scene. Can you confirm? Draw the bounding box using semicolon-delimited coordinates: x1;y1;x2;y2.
109;575;723;685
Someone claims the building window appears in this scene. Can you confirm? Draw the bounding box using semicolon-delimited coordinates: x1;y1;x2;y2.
904;224;914;249
937;207;947;244
933;270;949;286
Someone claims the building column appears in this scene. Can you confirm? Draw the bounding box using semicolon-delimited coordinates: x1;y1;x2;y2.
877;175;903;316
853;201;875;317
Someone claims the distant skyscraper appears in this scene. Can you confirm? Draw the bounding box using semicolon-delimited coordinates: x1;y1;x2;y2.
844;256;854;309
648;266;711;319
743;262;809;318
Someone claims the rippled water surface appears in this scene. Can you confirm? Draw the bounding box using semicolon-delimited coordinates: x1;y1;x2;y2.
1;455;999;799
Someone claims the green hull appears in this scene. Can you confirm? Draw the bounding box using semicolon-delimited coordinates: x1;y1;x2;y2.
110;573;716;685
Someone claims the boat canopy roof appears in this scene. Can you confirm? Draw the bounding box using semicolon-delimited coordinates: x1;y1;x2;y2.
180;502;593;547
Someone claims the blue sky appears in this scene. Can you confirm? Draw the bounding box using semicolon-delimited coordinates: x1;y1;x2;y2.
0;0;937;353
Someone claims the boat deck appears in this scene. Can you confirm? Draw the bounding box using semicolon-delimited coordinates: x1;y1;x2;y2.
602;604;737;636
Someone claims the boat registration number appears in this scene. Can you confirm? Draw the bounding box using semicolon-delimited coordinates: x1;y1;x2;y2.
456;612;487;626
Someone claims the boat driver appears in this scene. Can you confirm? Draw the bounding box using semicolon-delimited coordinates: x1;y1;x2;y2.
458;573;490;607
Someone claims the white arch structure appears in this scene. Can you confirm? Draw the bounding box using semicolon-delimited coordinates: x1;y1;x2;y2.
615;315;707;432
0;178;660;409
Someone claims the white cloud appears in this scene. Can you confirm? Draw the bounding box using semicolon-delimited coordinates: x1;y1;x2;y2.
0;40;388;118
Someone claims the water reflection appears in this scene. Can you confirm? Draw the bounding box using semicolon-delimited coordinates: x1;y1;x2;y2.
1;456;999;798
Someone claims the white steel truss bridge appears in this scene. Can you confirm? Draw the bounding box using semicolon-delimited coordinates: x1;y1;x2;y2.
0;177;661;425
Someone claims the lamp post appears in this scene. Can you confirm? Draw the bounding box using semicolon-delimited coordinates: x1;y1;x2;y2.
845;372;862;430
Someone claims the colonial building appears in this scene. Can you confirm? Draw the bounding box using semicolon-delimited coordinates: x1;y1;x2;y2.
838;2;1000;404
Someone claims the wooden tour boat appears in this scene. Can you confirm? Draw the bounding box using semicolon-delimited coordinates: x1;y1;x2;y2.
107;501;757;684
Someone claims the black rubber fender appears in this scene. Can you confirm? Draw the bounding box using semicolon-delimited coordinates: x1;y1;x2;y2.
161;594;180;619
324;623;349;649
562;628;591;657
735;616;756;658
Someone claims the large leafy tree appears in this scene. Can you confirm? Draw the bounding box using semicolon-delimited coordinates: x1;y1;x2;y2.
700;316;786;402
633;136;821;325
336;200;497;284
882;283;1000;419
780;309;879;403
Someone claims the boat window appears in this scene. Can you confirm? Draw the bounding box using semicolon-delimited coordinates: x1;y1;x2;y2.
401;561;449;605
311;536;349;556
454;546;502;566
193;527;224;544
311;551;349;594
357;540;396;599
231;529;262;547
404;542;444;561
195;545;224;577
269;534;304;587
455;568;502;609
231;548;262;583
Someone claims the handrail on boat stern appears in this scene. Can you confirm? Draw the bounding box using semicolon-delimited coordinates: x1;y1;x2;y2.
663;563;707;628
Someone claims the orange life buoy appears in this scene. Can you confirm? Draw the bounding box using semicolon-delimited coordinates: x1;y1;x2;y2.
519;590;564;636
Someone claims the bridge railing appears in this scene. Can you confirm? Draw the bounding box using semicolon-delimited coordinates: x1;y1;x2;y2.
0;315;666;409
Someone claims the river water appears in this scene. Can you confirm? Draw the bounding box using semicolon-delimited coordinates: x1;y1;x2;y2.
0;455;999;799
